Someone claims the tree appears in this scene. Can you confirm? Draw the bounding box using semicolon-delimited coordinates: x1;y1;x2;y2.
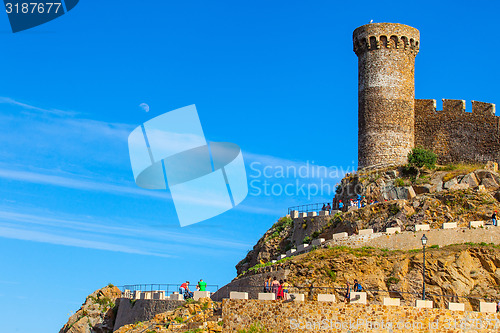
407;147;437;179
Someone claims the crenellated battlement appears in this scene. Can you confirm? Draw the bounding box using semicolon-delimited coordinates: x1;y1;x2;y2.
353;34;420;55
353;23;420;57
415;99;497;116
354;22;499;168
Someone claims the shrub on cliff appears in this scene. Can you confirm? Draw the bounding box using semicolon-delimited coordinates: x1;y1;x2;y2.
407;147;437;179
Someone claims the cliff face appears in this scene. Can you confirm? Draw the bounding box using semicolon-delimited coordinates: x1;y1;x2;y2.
243;244;500;310
59;285;122;333
236;166;500;275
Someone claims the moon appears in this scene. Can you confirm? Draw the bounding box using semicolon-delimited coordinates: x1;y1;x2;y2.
139;103;150;112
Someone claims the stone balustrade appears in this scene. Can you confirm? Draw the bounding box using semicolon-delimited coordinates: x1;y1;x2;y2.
358;228;374;235
289;293;305;301
317;294;335;302
230;291;248;300
415;299;433;308
385;227;401;234
448;302;465;311
442;222;457;229
480;302;497;313
383;297;400;306
258;293;275;300
193;291;211;301
415;224;430;231
350;292;367;304
469;221;484;228
332;232;348;239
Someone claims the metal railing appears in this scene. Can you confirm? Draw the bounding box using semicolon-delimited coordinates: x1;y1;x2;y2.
118;283;219;297
287;202;333;215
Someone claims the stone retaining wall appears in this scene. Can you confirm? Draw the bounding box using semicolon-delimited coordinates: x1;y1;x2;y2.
346;226;500;251
222;299;500;332
113;299;184;331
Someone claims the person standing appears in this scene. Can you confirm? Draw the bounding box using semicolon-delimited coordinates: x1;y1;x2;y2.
271;277;280;297
338;200;344;211
198;279;207;291
353;279;362;292
282;279;290;300
277;280;285;300
264;275;271;293
492;211;497;226
344;281;351;303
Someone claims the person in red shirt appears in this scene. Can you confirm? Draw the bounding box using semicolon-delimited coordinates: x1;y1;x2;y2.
277;280;285;300
180;281;192;298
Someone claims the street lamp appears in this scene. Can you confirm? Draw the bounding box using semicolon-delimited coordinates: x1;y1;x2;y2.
421;234;428;300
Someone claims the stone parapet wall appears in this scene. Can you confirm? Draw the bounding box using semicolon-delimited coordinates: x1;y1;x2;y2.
113;299;185;331
222;299;500;332
324;226;500;251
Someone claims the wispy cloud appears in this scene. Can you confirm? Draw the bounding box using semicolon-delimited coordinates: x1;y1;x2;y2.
0;166;171;200
0;208;251;257
0;225;169;257
0;97;79;117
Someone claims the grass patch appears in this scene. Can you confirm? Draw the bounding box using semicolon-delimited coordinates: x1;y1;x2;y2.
441;163;484;182
324;268;337;281
237;322;269;333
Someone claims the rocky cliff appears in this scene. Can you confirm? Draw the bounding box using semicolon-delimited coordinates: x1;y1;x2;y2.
59;285;122;333
236;165;500;275
239;243;500;311
60;292;222;333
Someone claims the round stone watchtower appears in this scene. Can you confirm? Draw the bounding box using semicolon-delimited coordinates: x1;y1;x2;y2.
353;23;420;169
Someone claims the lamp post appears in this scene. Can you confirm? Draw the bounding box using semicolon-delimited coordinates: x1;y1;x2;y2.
421;234;428;300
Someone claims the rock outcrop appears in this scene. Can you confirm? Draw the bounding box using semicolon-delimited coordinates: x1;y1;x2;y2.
114;297;222;333
236;165;500;275
239;244;500;311
59;285;122;333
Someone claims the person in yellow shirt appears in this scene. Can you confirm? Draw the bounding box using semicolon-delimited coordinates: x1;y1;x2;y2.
282;279;290;300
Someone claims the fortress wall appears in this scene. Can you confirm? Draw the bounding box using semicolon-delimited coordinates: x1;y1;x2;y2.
223;300;500;332
415;99;500;165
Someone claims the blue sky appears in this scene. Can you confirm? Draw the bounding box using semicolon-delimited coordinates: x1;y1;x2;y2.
0;0;499;332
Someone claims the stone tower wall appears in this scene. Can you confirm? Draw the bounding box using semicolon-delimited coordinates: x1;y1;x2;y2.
415;99;500;164
354;23;420;169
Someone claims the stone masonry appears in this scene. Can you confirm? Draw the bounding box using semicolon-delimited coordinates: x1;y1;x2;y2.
354;23;419;169
353;23;497;169
223;300;500;332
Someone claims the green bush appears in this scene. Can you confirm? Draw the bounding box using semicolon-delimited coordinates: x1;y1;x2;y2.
394;178;405;187
303;236;311;244
386;276;400;285
407;147;437;179
324;268;336;281
407;147;437;169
